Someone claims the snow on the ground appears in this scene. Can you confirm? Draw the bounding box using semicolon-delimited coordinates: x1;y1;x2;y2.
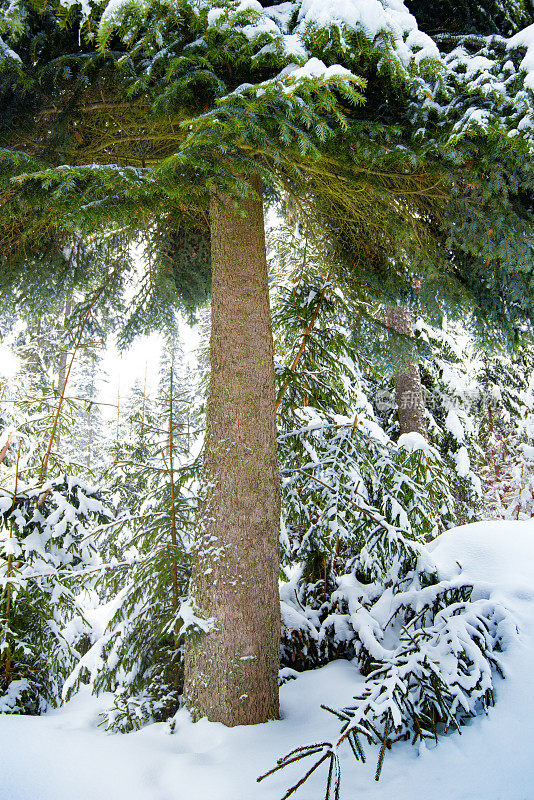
1;519;534;800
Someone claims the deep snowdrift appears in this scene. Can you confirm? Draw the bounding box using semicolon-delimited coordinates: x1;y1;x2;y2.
1;520;533;800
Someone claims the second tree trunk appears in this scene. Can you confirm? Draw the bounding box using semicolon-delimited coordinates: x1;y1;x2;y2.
386;306;427;438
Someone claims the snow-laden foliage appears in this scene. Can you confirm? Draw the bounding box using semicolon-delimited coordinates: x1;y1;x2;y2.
3;0;534;338
0;476;113;714
269;231;520;798
93;0;441;83
271;222;460;673
265;518;515;799
279;405;459;667
65;342;200;733
412;324;534;520
64;485;192;733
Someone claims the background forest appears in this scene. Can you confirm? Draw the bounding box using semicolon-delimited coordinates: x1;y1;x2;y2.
2;1;534;799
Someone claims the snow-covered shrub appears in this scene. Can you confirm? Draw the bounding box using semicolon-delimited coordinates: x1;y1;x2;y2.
66;486;193;733
0;476;112;714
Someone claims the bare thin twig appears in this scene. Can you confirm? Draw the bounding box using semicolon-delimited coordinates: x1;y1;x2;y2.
0;432;13;466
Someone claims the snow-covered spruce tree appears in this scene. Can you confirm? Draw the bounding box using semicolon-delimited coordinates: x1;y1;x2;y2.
386;319;534;522
411;318;484;522
106;376;156;507
269;226;457;675
64;336;198;732
0;473;113;714
261;532;514;797
506;441;534;519
265;321;515;795
3;0;534;729
0;306;117;713
268;357;514;796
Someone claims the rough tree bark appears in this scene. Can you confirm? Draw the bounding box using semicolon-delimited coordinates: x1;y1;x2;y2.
183;176;281;726
386;306;428;439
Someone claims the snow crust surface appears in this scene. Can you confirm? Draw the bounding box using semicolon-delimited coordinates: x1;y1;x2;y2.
508;24;534;90
1;519;534;799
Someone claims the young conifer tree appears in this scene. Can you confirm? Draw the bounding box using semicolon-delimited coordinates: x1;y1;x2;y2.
0;329;114;713
68;337;196;732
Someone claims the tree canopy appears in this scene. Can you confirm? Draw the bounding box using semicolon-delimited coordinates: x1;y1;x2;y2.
1;1;534;339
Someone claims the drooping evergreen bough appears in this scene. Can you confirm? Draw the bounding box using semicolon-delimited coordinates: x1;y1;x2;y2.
271;374;514;795
262;529;514;798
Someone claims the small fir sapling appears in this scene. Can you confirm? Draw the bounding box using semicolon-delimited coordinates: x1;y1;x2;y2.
0;299;115;714
0;475;113;714
68;341;199;732
272;253;458;672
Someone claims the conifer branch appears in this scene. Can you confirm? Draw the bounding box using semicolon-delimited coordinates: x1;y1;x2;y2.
276;275;331;412
296;468;393;534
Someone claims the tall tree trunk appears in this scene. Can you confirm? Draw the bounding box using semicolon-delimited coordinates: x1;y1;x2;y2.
386;306;427;439
184;176;281;726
